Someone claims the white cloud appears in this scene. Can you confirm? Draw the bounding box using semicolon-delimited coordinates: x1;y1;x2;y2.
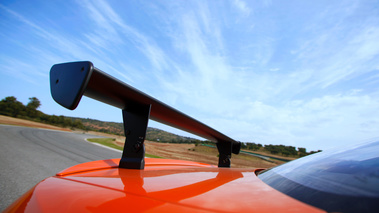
77;0;171;73
1;1;379;152
140;1;379;152
269;68;280;72
231;0;251;17
351;26;379;61
0;57;45;84
219;93;379;151
289;4;379;91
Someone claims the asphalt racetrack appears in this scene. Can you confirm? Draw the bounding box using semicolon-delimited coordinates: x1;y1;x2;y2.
0;125;121;211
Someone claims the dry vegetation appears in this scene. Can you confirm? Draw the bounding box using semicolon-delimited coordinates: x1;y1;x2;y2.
73;131;282;168
145;141;280;168
0;115;70;131
1;115;282;169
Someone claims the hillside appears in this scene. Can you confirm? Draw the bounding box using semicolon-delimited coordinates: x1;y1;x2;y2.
0;95;321;158
72;117;201;144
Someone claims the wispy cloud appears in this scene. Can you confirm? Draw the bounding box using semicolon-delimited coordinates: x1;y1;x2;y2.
231;0;251;17
208;93;379;150
290;3;379;91
159;5;233;111
0;57;45;85
1;1;378;151
151;1;379;150
78;0;171;73
0;3;106;62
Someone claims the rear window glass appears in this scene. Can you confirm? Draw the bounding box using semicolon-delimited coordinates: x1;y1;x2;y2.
258;141;379;213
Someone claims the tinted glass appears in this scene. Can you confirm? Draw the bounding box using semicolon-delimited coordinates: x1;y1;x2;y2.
258;141;379;213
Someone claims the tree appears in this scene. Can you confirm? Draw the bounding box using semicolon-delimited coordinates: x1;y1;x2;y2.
240;142;247;149
298;147;307;157
26;97;41;110
298;147;306;153
26;97;41;118
0;96;26;117
72;119;84;129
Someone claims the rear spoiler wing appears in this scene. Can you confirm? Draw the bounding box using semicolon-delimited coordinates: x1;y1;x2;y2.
50;61;240;169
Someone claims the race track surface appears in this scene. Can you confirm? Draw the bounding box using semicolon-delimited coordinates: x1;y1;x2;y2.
0;125;121;211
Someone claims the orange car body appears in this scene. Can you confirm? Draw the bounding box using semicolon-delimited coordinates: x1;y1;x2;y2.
5;158;324;213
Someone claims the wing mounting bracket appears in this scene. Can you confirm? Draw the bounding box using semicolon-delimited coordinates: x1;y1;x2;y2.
119;103;151;169
217;141;232;167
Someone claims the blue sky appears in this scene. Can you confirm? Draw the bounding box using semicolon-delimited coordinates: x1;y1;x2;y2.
1;0;379;151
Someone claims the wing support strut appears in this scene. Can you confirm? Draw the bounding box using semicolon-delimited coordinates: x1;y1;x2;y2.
217;141;232;167
119;103;151;169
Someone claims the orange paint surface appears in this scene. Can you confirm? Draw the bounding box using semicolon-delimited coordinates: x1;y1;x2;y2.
5;158;325;213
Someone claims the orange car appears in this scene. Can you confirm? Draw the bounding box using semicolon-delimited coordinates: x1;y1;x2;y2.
5;62;379;212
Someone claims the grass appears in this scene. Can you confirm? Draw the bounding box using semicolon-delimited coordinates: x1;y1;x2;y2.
196;145;274;162
87;138;122;150
145;153;163;158
87;138;162;158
